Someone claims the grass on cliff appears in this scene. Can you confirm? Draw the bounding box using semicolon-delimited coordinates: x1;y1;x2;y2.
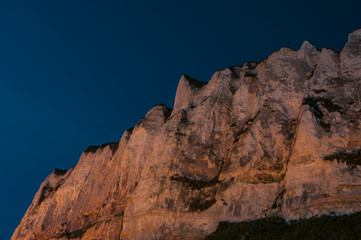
170;175;219;190
324;149;361;167
205;212;361;240
84;142;119;154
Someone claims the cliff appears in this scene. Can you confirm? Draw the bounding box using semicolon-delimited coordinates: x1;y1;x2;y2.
12;29;361;240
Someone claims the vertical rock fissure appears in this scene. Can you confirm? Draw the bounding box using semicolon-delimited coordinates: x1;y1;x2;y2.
233;110;261;143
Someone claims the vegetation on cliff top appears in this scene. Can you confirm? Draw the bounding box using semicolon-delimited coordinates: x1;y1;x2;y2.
84;142;119;154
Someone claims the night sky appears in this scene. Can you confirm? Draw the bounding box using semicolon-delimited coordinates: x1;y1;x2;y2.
1;0;361;238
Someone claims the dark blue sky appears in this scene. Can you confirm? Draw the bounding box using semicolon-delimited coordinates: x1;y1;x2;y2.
1;0;361;238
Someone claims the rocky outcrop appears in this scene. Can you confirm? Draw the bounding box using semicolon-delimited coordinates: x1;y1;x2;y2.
12;29;361;240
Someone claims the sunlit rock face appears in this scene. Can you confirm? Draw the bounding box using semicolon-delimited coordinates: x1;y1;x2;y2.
12;29;361;240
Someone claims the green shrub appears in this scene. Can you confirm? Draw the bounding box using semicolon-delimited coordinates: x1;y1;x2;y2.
205;212;361;240
324;149;361;167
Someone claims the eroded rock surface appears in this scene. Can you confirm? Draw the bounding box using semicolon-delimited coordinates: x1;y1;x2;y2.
12;29;361;240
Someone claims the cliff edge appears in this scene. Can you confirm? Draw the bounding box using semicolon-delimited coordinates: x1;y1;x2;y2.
12;29;361;240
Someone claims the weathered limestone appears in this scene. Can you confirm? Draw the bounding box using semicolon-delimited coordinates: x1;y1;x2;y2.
12;29;361;240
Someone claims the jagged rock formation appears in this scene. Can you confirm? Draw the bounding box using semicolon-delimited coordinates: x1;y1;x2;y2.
12;29;361;240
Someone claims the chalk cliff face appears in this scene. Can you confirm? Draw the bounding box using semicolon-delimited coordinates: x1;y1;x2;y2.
12;29;361;240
